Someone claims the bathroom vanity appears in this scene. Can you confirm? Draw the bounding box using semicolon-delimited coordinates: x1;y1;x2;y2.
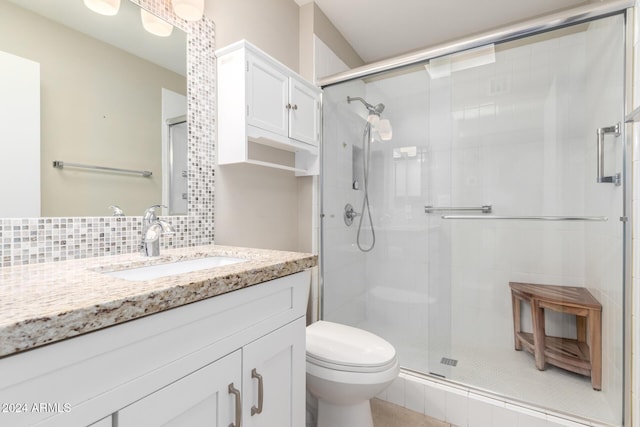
0;246;316;427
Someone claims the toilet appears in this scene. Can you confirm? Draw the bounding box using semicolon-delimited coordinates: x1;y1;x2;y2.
306;321;400;427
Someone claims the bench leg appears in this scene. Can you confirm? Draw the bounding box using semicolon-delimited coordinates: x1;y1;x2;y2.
589;310;602;391
511;292;523;351
576;316;587;343
531;299;546;371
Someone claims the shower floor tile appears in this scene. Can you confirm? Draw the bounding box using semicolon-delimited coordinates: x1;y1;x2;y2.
357;320;619;425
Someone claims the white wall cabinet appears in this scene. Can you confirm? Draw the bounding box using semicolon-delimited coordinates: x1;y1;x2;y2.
0;271;310;427
217;40;321;176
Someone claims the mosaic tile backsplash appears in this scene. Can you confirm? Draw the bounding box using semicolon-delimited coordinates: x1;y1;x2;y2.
0;0;216;268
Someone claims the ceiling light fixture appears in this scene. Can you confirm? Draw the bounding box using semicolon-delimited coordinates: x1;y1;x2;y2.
171;0;204;21
83;0;121;16
140;9;174;37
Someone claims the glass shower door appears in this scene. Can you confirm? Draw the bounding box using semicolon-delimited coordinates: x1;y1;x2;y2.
424;15;625;425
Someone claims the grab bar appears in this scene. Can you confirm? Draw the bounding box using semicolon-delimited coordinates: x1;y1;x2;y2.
53;161;152;177
596;123;621;185
441;215;608;221
425;205;492;214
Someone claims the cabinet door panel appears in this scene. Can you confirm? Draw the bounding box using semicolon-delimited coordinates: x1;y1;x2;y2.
87;416;112;427
247;56;289;137
118;350;241;427
289;79;319;146
243;317;305;427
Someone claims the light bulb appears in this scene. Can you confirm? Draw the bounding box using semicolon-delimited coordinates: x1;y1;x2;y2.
141;9;174;37
83;0;121;16
367;114;380;127
378;119;393;141
172;0;204;21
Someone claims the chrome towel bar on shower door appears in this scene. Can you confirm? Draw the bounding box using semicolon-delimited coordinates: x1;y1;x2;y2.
425;205;492;214
441;215;608;221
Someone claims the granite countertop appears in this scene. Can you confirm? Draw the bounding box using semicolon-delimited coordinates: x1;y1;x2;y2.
0;245;317;358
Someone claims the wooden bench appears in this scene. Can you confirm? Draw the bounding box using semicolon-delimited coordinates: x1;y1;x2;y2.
509;282;602;390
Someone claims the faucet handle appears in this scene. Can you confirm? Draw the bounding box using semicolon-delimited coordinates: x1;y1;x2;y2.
144;204;167;221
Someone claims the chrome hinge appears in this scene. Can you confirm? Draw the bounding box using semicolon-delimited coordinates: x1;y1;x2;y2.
246;61;249;72
620;216;628;222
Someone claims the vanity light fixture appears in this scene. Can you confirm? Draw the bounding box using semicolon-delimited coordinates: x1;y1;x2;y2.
171;0;204;21
140;9;174;37
83;0;121;16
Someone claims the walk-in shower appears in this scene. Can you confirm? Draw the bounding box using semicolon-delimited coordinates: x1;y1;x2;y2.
320;5;630;425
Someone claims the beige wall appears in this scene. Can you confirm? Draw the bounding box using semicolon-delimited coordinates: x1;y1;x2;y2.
208;0;302;251
208;0;300;71
0;1;186;217
209;0;360;253
312;4;364;70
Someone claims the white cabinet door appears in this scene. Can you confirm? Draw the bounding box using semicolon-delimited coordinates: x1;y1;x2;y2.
247;55;289;137
243;317;306;427
87;416;112;427
118;350;242;427
288;78;320;146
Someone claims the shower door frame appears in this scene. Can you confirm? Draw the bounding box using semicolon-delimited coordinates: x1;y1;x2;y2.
318;2;635;425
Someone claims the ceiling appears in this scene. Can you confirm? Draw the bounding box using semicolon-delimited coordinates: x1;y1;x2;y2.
297;0;595;63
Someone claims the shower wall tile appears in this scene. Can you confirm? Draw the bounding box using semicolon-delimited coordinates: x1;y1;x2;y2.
546;415;590;427
468;393;503;427
404;378;426;414
444;386;469;426
492;405;519;427
507;404;547;427
386;376;406;407
390;374;599;427
0;0;215;268
424;381;447;422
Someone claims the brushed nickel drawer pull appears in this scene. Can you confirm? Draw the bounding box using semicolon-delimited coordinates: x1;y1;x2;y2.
251;368;264;415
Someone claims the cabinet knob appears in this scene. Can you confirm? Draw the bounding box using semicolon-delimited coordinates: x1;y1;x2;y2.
286;103;291;110
292;104;298;110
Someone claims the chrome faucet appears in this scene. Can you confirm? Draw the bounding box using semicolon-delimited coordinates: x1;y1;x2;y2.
141;205;176;257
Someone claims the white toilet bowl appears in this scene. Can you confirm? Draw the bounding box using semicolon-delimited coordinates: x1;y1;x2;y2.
306;321;400;427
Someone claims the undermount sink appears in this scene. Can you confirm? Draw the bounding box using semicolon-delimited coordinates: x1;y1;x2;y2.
104;256;247;281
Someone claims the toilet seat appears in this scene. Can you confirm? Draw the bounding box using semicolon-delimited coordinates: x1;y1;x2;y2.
306;321;397;373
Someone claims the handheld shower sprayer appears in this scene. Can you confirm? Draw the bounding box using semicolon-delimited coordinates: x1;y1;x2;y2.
345;95;395;252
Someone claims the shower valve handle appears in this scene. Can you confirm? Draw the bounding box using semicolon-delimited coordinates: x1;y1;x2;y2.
344;203;360;226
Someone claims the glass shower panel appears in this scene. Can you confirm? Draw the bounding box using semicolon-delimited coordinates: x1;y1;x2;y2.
321;13;625;427
425;16;624;424
322;69;431;367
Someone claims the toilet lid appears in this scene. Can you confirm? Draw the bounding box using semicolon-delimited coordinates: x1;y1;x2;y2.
306;321;396;369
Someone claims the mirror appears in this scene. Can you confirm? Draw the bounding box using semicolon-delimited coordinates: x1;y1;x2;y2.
0;0;187;217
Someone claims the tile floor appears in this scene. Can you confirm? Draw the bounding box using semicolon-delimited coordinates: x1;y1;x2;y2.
371;398;453;427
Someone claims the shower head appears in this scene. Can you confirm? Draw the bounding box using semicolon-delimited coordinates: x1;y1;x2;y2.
347;96;385;116
347;95;392;141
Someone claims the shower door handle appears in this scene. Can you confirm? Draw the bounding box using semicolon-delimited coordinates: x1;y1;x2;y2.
596;123;621;185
